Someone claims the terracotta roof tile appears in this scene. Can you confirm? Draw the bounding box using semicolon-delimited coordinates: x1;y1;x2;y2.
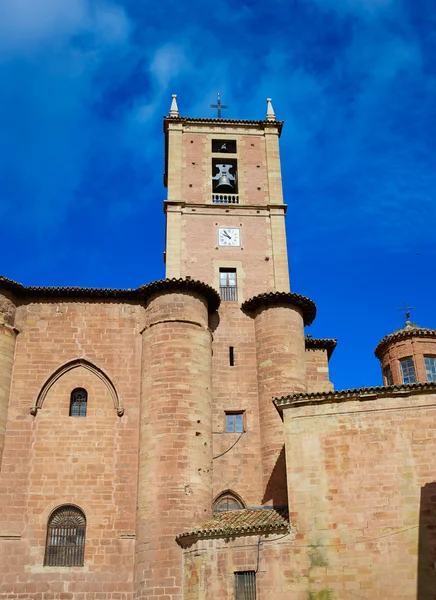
176;508;289;544
0;276;220;311
242;292;316;326
274;381;436;412
305;337;337;359
374;325;436;358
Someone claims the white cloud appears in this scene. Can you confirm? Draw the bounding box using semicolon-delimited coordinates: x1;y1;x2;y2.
0;0;130;55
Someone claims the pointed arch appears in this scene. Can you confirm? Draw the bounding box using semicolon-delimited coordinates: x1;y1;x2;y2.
30;358;124;416
213;489;246;513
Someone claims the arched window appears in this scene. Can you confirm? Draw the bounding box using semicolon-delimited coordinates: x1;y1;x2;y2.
69;388;87;417
44;505;86;566
213;491;245;514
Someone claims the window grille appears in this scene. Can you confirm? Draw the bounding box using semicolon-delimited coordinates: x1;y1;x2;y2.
235;571;256;600
383;365;393;386
399;357;416;384
424;356;436;382
220;269;238;301
69;388;87;417
213;492;244;513
44;505;86;567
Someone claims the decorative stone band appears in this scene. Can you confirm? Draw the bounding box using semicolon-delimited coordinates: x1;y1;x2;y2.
242;291;316;326
274;381;436;413
374;326;436;358
0;276;221;313
305;337;337;359
175;508;289;547
164;115;284;134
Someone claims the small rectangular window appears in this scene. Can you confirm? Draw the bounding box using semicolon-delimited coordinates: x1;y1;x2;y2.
212;139;237;153
229;346;235;366
383;365;393;386
424;356;436;382
226;412;244;433
235;571;256;600
220;268;238;302
400;357;416;384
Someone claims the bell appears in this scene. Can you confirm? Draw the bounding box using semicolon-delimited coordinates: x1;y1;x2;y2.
215;174;234;191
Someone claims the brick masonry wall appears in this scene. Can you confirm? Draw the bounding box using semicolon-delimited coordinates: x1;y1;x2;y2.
305;348;334;393
378;336;436;384
180;533;294;600
282;391;436;600
0;293;17;467
254;304;306;507
0;299;142;600
135;291;213;600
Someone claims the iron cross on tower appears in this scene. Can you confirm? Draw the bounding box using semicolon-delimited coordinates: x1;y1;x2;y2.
397;302;415;322
210;93;228;119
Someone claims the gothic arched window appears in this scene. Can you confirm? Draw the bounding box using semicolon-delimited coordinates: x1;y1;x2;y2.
69;388;87;417
213;491;245;514
44;505;86;567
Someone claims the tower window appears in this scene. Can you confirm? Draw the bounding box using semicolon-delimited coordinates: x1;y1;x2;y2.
69;388;87;417
383;365;393;386
212;158;238;194
399;357;416;384
212;139;237;153
44;505;86;567
213;491;245;513
424;356;436;382
219;268;238;302
226;411;244;433
235;571;256;600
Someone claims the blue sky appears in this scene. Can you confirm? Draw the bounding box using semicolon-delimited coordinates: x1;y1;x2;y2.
1;0;435;390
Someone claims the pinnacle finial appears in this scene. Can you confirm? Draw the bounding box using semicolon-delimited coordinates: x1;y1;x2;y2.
169;94;179;117
266;98;276;121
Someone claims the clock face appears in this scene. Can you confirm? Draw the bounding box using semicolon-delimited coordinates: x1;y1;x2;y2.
218;228;240;247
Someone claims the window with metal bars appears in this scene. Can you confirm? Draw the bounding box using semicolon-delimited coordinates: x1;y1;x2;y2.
213;491;245;514
219;268;238;302
235;571;256;600
44;505;86;567
69;388;87;417
399;357;416;384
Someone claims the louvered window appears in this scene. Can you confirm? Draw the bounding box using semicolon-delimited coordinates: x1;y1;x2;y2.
44;505;86;566
235;571;256;600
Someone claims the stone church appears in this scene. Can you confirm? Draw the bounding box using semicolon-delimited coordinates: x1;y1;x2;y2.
0;96;435;600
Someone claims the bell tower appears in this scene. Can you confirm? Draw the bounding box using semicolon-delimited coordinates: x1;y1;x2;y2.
163;95;290;300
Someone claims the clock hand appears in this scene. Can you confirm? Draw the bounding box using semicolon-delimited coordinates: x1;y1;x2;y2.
223;231;231;239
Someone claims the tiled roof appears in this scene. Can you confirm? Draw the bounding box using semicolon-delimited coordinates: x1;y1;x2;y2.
0;276;221;311
305;337;337;359
242;292;316;326
374;324;436;358
176;508;289;544
274;381;436;411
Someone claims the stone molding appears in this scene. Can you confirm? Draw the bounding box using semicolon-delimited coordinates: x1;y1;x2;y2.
30;358;124;417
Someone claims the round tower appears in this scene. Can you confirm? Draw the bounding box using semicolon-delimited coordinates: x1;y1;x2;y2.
375;321;436;385
135;279;219;600
242;292;316;507
0;287;17;467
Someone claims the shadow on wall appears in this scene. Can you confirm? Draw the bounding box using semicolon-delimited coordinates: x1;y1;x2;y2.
417;482;436;600
262;445;288;508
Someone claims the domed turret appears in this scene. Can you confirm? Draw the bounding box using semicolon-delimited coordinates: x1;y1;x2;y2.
375;321;436;385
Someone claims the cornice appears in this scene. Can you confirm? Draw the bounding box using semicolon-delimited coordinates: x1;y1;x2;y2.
242;291;316;326
305;337;337;359
274;381;436;412
0;276;221;312
374;327;436;358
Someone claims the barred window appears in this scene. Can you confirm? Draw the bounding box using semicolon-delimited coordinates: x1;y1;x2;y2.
424;356;436;382
399;357;416;384
220;268;238;302
69;388;87;417
235;571;256;600
44;505;86;567
213;491;245;514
